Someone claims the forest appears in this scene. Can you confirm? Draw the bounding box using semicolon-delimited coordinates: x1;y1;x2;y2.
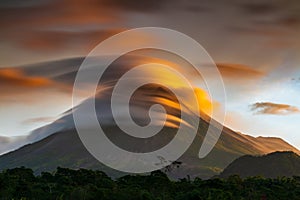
0;167;300;200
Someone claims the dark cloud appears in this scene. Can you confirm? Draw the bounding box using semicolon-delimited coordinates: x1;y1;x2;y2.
0;0;168;36
0;0;117;26
102;0;167;12
0;0;167;53
291;77;300;81
227;0;300;40
278;15;300;27
1;0;300;66
241;2;278;15
228;26;287;37
185;5;210;13
19;29;123;52
291;77;300;87
250;102;300;115
0;0;49;8
0;0;124;54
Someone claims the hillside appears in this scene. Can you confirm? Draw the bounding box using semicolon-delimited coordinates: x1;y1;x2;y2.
219;151;300;178
0;121;299;179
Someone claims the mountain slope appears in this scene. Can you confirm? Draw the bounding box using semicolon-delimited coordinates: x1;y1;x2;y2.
219;151;300;178
0;118;299;179
1;57;299;179
0;83;299;179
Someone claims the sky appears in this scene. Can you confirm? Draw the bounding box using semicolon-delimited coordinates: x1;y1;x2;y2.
0;0;300;148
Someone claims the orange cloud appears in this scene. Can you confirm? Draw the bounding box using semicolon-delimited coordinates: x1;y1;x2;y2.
0;69;52;88
250;102;300;115
0;68;71;103
216;63;265;80
194;88;216;116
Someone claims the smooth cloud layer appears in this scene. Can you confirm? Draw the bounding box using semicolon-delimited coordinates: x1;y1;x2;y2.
0;68;71;103
0;0;167;57
216;63;265;80
22;117;61;125
250;102;300;115
0;68;51;87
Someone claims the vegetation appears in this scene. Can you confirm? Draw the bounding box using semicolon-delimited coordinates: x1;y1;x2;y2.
0;167;300;200
220;151;300;178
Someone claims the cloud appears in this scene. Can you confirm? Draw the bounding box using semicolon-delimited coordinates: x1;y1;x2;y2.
240;2;278;15
0;0;118;28
102;0;168;11
22;117;59;124
0;0;168;54
292;77;300;83
0;0;124;56
0;68;52;87
237;1;300;27
0;68;71;103
216;63;265;80
19;29;123;52
209;63;267;97
0;135;28;155
250;102;300;115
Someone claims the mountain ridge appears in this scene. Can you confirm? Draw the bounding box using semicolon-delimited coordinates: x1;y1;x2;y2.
0;118;299;179
219;151;300;178
0;56;299;179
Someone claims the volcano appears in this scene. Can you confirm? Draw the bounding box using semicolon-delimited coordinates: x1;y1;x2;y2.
0;57;299;179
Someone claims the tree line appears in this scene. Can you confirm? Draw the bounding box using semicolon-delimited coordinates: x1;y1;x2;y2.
0;167;299;200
